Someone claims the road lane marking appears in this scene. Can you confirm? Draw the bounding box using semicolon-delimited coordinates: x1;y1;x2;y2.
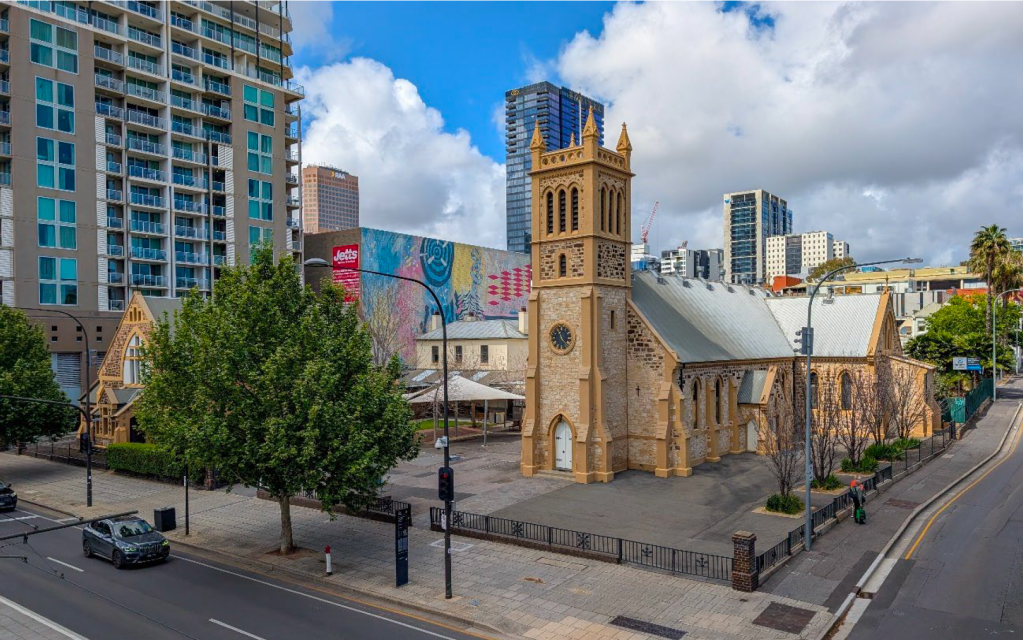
177;556;485;640
46;557;84;573
210;619;267;639
0;594;89;639
56;517;81;523
905;408;1023;560
4;515;40;522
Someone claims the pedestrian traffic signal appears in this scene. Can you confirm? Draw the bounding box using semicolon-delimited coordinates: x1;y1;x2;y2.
795;327;814;355
438;466;454;502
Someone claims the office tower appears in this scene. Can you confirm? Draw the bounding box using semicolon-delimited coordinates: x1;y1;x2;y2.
833;239;849;260
0;1;303;401
505;81;604;254
659;243;724;281
765;231;851;283
302;165;358;234
722;189;792;285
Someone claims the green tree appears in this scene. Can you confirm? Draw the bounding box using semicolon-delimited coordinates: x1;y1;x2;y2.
968;224;1011;327
135;244;419;553
992;249;1023;308
0;306;78;447
807;256;856;282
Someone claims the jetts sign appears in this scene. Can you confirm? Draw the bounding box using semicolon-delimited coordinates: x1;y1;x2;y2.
332;244;360;302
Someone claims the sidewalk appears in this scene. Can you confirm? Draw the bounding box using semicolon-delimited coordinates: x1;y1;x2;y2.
762;379;1022;609
0;454;832;640
0;597;81;640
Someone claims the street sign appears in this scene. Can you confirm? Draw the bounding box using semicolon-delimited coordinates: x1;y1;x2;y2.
954;357;982;371
967;357;982;372
953;357;967;371
395;504;411;587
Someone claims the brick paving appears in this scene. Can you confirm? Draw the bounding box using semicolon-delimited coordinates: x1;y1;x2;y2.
0;451;831;639
0;599;79;640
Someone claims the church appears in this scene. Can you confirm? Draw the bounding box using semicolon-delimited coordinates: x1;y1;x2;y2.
520;113;940;483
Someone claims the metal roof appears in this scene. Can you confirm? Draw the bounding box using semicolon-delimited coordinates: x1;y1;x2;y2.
765;294;883;358
631;271;793;363
737;370;769;404
419;319;526;341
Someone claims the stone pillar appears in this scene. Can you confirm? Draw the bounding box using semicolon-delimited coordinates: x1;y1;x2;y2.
731;530;758;592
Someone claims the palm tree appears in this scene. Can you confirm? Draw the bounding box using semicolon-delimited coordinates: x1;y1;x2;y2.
969;225;1011;333
992;248;1023;308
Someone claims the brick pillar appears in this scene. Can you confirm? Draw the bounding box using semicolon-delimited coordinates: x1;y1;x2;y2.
731;530;758;592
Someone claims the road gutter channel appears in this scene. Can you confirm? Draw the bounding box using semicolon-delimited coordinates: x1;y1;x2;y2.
818;400;1023;640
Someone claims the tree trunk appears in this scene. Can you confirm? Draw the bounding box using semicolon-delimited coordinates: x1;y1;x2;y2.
278;494;295;554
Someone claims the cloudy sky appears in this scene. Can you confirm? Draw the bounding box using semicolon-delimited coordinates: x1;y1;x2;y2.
291;1;1023;266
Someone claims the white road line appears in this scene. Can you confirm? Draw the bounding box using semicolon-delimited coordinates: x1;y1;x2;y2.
0;594;89;639
177;557;459;640
46;557;85;573
210;618;268;639
5;515;40;522
56;517;81;523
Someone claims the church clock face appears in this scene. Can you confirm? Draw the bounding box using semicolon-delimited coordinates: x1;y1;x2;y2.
549;323;575;354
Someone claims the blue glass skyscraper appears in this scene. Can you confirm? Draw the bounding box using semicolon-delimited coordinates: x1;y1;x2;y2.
505;82;604;254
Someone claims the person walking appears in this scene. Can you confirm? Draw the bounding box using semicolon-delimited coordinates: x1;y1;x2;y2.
850;479;866;524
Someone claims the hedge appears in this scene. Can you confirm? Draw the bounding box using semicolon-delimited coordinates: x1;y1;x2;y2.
106;443;183;479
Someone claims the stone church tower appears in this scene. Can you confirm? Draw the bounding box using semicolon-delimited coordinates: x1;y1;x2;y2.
520;111;634;483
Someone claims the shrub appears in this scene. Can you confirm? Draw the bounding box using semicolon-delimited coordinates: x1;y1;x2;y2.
811;474;843;491
765;493;804;515
864;442;902;461
841;456;879;473
107;443;183;479
892;437;921;451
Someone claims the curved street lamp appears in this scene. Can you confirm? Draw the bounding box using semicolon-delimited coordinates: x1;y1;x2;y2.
992;288;1022;402
304;257;454;599
801;257;921;552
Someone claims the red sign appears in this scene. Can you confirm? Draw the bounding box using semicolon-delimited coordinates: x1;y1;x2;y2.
332;244;360;301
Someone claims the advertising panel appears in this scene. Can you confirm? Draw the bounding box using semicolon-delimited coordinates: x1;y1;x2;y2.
332;244;360;302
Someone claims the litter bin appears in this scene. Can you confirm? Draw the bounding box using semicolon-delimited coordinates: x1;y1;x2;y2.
153;506;176;532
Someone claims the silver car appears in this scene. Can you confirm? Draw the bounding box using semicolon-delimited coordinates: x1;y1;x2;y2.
83;516;170;569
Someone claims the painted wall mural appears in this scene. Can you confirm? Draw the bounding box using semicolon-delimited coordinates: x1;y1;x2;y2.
358;228;531;363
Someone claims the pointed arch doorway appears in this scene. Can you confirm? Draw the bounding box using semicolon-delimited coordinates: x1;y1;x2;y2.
554;420;573;471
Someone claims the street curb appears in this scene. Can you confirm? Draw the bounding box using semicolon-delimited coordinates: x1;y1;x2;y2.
16;498;79;519
164;536;514;640
815;400;1023;640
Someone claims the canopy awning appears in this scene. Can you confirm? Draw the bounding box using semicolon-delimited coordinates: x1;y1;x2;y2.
407;375;525;404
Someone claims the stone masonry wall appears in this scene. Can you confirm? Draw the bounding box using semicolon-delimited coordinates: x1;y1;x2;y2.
536;288;584;468
625;306;665;469
597;241;627;280
601;287;629;471
539;240;585;281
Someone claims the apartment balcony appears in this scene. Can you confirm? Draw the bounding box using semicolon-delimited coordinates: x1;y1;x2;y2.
128;192;167;209
171;41;200;63
285;126;299;140
290;241;303;252
171;68;197;87
211;180;225;193
176;277;210;290
173;199;207;214
95;74;125;94
211;205;226;217
90;14;120;35
202;52;231;71
203;78;231;97
130;246;167;262
286;218;300;229
0;142;9;157
285;174;299;186
105;132;124;147
200;25;232;47
172;173;209;189
107;299;126;311
213;255;227;266
0;50;7;66
175;251;208;265
127;55;162;77
123;0;164;23
127;27;162;50
175;225;208;240
126;83;166;104
212;231;227;242
130;219;166;235
201;102;231;121
172;121;205;140
284;103;298;119
107;271;125;284
285;196;300;208
0;111;9;127
284;150;299;163
0;18;8;34
127;165;166;183
96;102;124;120
53;2;90;24
94;45;125;67
107;244;125;257
126;138;166;156
170;14;197;34
105;159;123;174
171;147;208;165
105;188;124;202
170;94;201;114
206;130;231;144
126;109;166;130
107;216;124;229
0;172;10;186
130;274;167;287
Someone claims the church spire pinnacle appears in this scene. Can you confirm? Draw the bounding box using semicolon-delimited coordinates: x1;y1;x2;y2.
582;108;599;139
530;123;544;151
568;132;576;147
616;123;632;153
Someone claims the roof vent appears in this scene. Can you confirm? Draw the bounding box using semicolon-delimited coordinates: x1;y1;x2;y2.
706;283;714;291
682;279;692;288
656;275;666;284
748;289;756;296
726;286;735;293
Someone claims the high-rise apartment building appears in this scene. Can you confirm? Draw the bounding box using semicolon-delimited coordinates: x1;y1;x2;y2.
722;189;792;285
659;243;723;281
765;231;851;283
0;1;303;401
302;165;358;234
833;239;849;259
505;81;603;254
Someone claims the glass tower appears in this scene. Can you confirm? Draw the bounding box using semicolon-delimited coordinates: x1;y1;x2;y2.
505;82;604;254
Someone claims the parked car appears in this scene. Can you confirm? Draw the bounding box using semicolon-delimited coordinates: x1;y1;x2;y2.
82;516;170;568
0;481;16;512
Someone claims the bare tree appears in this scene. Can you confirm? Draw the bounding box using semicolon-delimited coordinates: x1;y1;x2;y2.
359;281;407;367
862;360;894;444
839;371;874;465
810;371;840;483
887;362;928;440
759;412;804;498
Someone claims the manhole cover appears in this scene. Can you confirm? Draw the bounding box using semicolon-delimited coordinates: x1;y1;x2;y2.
609;616;685;639
752;602;817;635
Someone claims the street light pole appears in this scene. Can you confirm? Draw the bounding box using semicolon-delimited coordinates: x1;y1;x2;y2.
992;288;1022;402
304;258;454;599
801;257;920;552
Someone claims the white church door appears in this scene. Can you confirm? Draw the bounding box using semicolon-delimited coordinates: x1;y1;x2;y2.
746;421;758;453
554;420;573;471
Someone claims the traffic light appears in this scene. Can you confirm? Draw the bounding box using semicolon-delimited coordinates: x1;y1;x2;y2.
80;432;91;455
795;327;814;355
438;466;454;502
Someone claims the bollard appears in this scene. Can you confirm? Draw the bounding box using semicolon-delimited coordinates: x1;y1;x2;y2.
325;545;332;576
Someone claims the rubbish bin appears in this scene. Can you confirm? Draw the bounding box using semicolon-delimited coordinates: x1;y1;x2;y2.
153;506;176;532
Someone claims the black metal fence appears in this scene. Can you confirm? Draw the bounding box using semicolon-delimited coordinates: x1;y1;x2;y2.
18;440;107;469
429;507;733;582
757;427;950;575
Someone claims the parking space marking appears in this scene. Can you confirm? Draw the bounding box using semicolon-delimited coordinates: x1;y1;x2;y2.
46;557;85;573
210;619;267;639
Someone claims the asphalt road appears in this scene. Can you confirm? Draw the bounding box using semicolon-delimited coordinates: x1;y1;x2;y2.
0;505;490;640
851;384;1023;639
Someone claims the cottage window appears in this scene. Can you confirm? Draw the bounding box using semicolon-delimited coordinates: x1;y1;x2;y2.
454;345;463;364
480;345;489;364
431;345;439;364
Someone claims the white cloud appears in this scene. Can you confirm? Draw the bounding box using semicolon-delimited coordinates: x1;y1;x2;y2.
555;2;1023;265
289;1;351;63
297;58;506;248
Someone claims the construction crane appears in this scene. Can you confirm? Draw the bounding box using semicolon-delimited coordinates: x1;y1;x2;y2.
640;201;659;245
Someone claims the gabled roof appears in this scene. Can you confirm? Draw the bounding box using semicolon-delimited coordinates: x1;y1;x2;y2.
419;319;526;341
766;294;884;358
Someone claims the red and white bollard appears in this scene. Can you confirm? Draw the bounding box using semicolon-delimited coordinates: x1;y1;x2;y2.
325;545;332;576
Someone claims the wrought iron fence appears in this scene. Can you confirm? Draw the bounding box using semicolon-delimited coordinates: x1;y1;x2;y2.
18;440;107;469
430;507;733;582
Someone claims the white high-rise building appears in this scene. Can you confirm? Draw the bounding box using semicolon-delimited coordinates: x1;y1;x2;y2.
660;243;723;281
765;231;851;283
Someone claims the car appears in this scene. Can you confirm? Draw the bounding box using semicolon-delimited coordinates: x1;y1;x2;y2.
82;516;170;569
0;481;16;512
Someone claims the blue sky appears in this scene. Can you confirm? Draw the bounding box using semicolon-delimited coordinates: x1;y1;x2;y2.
293;1;614;160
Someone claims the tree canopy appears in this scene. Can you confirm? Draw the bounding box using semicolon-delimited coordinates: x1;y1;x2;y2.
807;256;856;282
134;244;419;553
0;305;78;447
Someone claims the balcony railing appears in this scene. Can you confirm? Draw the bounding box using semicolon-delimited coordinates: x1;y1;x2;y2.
0;81;9;95
284;104;298;117
108;300;126;311
173;199;207;214
108;272;125;284
0;142;10;156
0;50;7;65
285;126;299;138
124;0;164;22
286;218;300;229
175;251;208;265
170;94;200;112
201;26;232;46
176;277;210;290
205;130;231;144
91;14;119;34
128;26;162;48
54;2;90;23
211;205;226;217
0;172;10;186
126;83;166;102
212;180;225;192
130;247;168;262
286;196;300;207
130;219;166;234
107;244;125;257
172;173;208;189
106;161;123;175
175;225;208;239
128;165;166;182
204;79;231;96
170;15;196;33
129;192;167;208
202;52;231;70
107;216;124;229
284;150;298;162
126;109;166;129
172;147;208;164
171;41;199;61
106;189;124;202
201;103;230;119
96;102;124;120
94;46;125;66
130;274;167;287
126;138;166;155
290;241;303;251
172;121;204;139
171;69;196;86
96;74;124;93
0;18;8;33
106;132;123;147
285;174;299;185
127;56;161;76
0;111;9;126
212;231;227;242
213;255;227;265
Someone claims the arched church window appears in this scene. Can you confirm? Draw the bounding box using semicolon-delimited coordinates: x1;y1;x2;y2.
546;191;554;235
617;191;624;236
559;253;567;278
608;189;616;236
600;187;606;232
841;372;853;410
123;335;142;385
810;371;819;409
558;189;566;233
571;188;579;231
